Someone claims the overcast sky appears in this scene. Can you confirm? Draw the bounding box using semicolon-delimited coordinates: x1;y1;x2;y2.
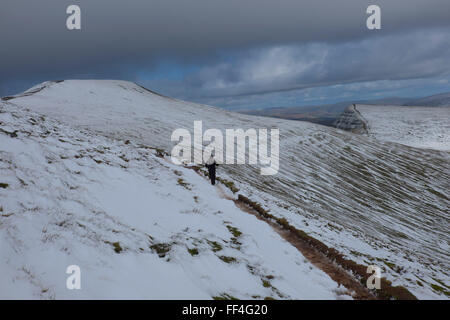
1;0;450;109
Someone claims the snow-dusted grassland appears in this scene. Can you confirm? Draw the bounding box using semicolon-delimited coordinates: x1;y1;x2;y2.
1;80;449;299
336;104;450;151
0;101;340;299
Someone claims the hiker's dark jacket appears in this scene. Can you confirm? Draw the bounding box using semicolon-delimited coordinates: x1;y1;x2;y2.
205;161;218;185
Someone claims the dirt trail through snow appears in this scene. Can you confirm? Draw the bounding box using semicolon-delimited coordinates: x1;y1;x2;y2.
213;184;375;300
169;158;375;299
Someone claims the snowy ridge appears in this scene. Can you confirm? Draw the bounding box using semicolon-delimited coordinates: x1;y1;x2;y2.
1;80;449;299
335;104;450;151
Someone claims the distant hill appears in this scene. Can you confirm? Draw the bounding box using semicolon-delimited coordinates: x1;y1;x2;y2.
405;91;450;107
238;92;449;126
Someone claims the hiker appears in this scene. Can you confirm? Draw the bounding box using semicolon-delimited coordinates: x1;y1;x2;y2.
205;155;218;185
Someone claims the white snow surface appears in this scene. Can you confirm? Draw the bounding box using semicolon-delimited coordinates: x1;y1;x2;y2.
354;104;450;151
0;101;339;300
1;80;449;299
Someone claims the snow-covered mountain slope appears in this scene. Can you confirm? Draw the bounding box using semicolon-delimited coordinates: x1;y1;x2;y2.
1;80;449;299
335;104;450;151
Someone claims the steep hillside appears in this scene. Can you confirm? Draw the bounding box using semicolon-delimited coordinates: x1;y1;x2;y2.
2;80;449;299
0;101;341;299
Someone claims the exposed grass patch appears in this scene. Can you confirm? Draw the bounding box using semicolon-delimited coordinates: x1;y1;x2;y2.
327;222;343;232
119;154;129;162
218;255;237;264
237;195;270;218
432;278;450;289
385;261;400;272
0;183;9;189
350;250;362;257
430;278;450;296
261;276;283;297
150;242;172;258
187;248;199;256
207;240;223;252
0;128;18;138
112;242;123;254
104;241;123;253
230;237;242;249
217;177;239;193
177;178;191;190
56;220;68;227
173;170;182;176
375;258;404;274
0;212;13;217
430;284;450;296
213;293;239;300
427;187;448;201
226;225;242;238
137;144;168;157
392;231;409;239
246;264;257;275
262;279;271;288
155;148;165;158
225;225;242;249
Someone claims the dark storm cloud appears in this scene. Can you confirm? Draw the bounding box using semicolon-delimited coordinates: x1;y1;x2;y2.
1;0;450;100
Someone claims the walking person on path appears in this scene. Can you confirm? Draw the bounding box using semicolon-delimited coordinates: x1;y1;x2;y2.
205;155;218;185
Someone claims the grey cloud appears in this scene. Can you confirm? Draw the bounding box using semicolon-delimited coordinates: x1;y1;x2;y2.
1;0;450;100
189;76;450;110
2;0;450;74
162;28;450;99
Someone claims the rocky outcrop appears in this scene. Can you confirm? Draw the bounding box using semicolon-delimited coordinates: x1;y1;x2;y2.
333;104;368;134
